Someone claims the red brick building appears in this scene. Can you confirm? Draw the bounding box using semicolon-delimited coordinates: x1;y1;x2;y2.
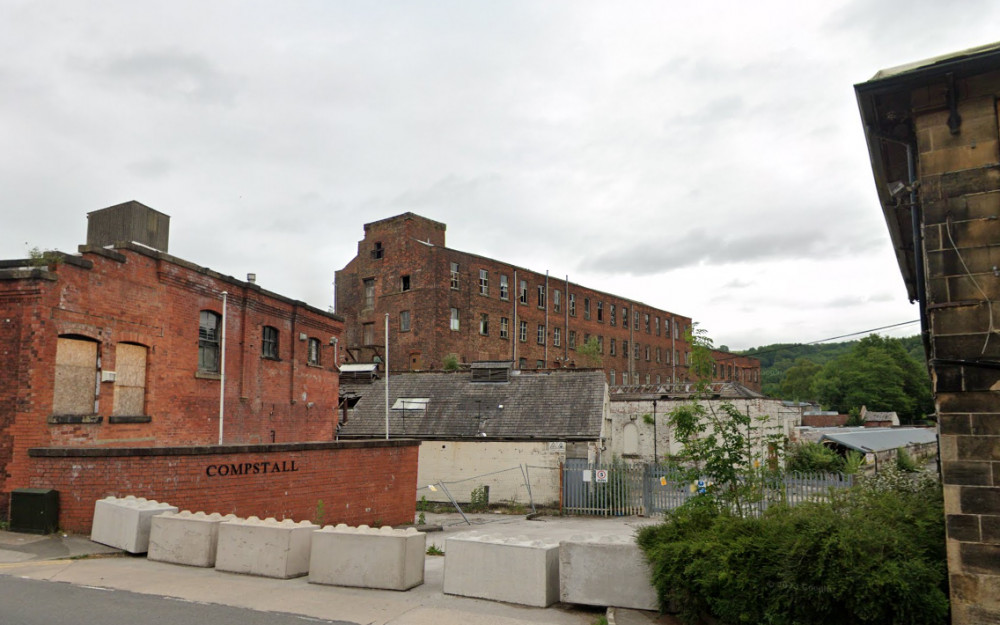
335;213;762;391
0;201;417;531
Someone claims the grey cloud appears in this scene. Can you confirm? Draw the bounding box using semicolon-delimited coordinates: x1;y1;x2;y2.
578;227;883;276
127;158;172;178
84;49;238;105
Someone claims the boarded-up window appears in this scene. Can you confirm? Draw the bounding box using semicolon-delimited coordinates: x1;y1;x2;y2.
53;337;98;416
113;343;147;417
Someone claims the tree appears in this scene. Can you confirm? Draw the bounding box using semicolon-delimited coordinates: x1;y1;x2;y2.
780;358;822;401
666;325;783;516
812;334;932;422
576;336;602;367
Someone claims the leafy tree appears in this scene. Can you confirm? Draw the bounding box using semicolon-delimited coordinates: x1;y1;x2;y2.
667;325;783;516
576;336;602;367
812;334;932;422
779;358;822;401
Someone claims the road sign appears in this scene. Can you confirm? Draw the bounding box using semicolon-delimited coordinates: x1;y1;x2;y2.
595;469;609;483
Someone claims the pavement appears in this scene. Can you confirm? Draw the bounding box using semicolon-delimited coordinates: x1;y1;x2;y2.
0;512;678;625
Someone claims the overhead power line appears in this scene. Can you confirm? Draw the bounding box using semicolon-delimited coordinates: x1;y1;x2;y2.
724;319;921;363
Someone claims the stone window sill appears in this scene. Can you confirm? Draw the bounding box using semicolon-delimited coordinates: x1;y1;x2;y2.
108;415;152;424
48;415;103;425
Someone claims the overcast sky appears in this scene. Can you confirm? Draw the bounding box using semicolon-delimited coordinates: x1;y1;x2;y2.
3;1;999;350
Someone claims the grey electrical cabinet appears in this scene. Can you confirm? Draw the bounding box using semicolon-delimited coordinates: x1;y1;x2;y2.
9;488;60;534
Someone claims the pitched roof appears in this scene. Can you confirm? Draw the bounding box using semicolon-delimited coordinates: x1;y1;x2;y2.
864;411;898;422
339;369;606;440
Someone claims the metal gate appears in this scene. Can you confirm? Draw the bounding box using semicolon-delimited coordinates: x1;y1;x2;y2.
563;461;854;517
562;459;645;516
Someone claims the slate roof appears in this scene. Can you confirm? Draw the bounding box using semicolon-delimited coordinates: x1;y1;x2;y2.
864;411;897;422
820;428;938;453
338;369;606;441
609;381;763;401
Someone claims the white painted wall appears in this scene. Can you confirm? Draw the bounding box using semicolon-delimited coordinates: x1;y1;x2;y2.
417;441;566;507
605;398;802;466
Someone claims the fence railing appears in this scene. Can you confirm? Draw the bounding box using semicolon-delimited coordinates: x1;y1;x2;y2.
562;461;855;517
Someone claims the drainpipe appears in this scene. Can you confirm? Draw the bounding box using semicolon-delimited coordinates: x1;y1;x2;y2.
513;269;518;367
544;271;549;364
218;291;227;445
905;143;931;357
384;313;390;440
652;399;657;462
564;275;570;362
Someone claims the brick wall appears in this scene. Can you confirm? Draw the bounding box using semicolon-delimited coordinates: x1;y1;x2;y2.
22;440;418;533
801;414;848;427
332;213;752;390
1;241;346;521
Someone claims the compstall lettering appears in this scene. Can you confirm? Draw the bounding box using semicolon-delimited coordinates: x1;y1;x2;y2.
205;460;299;477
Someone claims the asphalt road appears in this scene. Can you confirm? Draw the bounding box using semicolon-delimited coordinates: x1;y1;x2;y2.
0;576;360;625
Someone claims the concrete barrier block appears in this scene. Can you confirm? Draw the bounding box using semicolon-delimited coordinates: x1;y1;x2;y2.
559;535;658;610
90;496;179;554
444;533;560;607
309;524;425;590
148;511;238;567
215;517;319;579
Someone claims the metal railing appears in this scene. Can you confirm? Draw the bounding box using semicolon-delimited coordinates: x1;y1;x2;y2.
562;460;855;517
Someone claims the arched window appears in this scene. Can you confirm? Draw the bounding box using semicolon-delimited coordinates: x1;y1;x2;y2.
199;310;221;373
623;423;640;456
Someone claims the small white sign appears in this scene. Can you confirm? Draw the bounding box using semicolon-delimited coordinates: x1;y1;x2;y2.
595;469;609;483
582;470;592;483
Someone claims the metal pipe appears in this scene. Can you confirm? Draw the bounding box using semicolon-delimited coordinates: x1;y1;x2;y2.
905;143;931;358
384;312;389;440
218;291;227;445
544;271;549;364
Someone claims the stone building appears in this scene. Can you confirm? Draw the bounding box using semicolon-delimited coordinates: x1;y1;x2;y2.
606;384;800;464
0;201;417;531
334;212;762;391
856;42;1000;623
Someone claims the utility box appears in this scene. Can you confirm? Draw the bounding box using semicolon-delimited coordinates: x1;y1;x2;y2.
9;488;60;534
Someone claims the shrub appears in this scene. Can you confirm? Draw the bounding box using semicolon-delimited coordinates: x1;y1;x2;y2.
469;485;489;512
896;448;921;472
785;442;845;474
637;468;947;624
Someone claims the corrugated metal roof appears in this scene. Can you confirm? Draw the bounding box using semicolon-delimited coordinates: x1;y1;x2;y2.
340;369;606;440
820;428;937;453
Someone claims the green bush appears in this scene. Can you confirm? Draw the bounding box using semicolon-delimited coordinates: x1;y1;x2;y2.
896;448;921;473
469;485;489;512
785;442;845;474
637;468;948;625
